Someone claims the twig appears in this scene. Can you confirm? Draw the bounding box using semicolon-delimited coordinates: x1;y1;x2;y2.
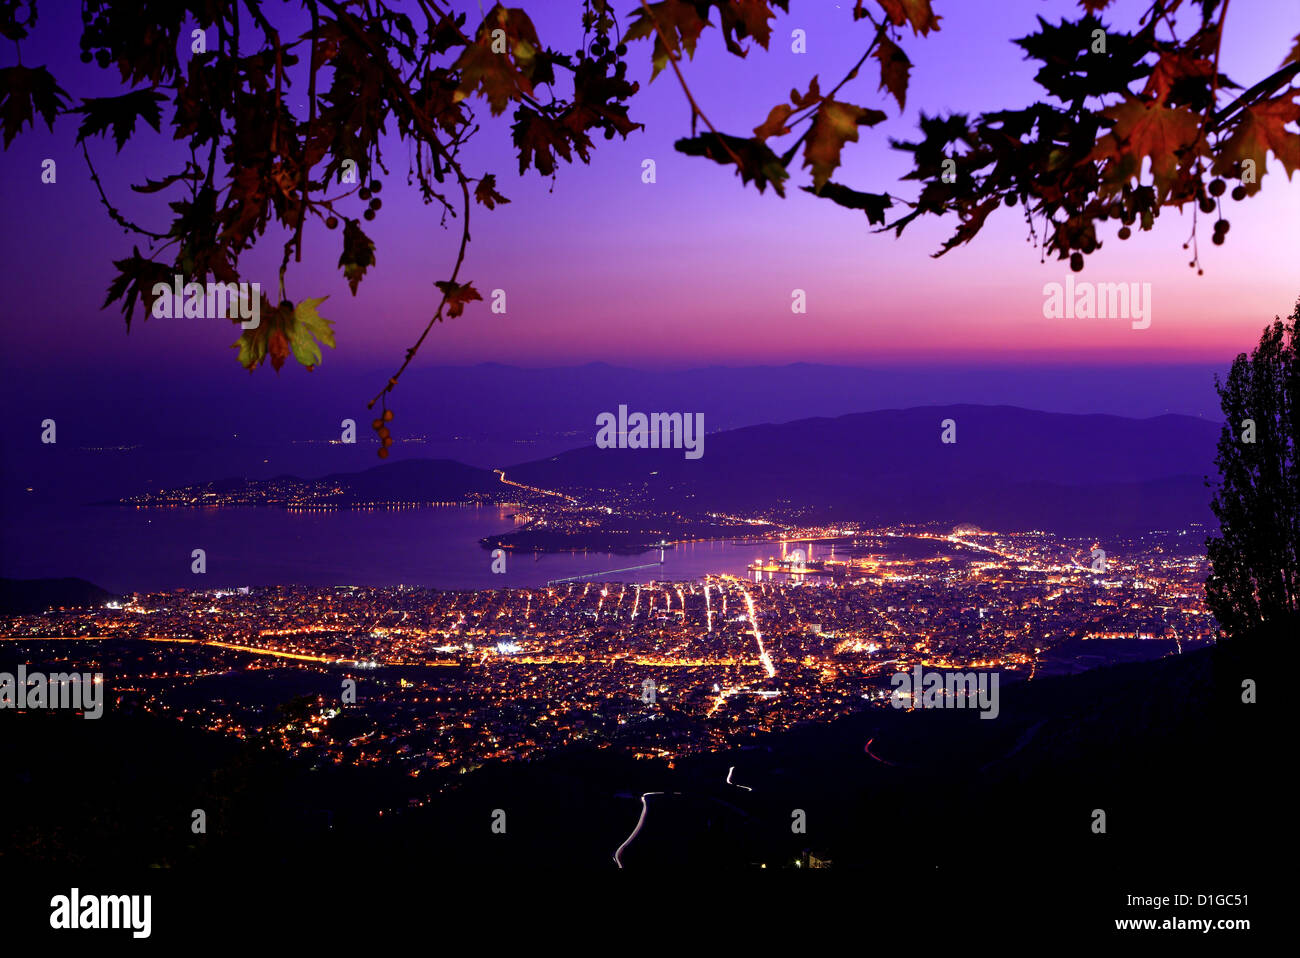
782;17;889;165
318;0;476;408
81;143;167;240
637;0;745;169
368;174;472;410
292;0;321;268
1209;61;1299;132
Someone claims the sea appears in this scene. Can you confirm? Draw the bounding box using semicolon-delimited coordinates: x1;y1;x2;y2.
0;501;797;594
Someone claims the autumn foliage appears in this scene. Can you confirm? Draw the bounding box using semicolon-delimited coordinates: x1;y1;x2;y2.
2;0;1297;402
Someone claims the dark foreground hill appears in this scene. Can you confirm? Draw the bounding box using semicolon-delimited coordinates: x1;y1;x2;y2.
0;577;116;615
1;639;1274;936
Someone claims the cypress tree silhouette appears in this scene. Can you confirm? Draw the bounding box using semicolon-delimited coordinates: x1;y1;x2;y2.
1206;298;1300;645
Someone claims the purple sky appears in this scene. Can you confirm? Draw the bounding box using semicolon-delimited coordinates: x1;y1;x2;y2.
0;0;1297;379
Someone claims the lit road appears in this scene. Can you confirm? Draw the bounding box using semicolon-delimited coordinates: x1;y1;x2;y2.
492;468;577;503
725;766;752;791
864;737;898;766
613;791;680;869
738;583;776;678
5;634;365;665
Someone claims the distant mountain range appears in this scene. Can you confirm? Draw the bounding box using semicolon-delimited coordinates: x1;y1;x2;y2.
506;404;1221;535
2;363;1229;510
130;405;1222;538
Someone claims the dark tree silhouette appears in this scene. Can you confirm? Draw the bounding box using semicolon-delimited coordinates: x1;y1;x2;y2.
1206;298;1300;643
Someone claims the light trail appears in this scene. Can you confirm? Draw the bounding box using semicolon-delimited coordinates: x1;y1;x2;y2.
725;766;752;792
145;636;358;664
546;558;662;586
860;658;898;678
706;689;729;717
492;468;577;503
2;635;460;667
613;791;679;868
864;737;897;767
739;585;776;678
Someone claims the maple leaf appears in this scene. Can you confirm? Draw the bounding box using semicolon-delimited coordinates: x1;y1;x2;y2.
435;280;482;318
756;75;823;141
754;103;794;141
625;0;710;78
876;0;941;36
73;89;165;151
791;76;822;111
474;173;511;208
1015;16;1150;106
268;329;290;372
453;5;542;114
874;36;911;112
512;106;584;175
0;65;69;147
804;100;886;191
288;297;336;368
557;55;644;144
675;132;789;196
802;181;892;225
1213;94;1300;191
102;247;171;329
232;296;285;372
1090;97;1205;200
339;219;376;295
935;195;1001;256
1144;51;1214;106
233;332;265;372
1284;32;1300;67
716;0;783;56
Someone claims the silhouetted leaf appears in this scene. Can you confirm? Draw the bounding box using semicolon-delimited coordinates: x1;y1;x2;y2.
675;131;789;196
435;280;482;318
102;247;171;329
0;65;68;147
339;220;376;295
877;0;941;36
874;36;911;112
802;181;892;225
804;100;886;190
625;0;710;78
474;173;511;208
73;89;165;151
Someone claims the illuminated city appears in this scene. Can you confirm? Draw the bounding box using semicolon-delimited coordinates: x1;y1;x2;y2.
1;524;1215;798
1;0;1287;938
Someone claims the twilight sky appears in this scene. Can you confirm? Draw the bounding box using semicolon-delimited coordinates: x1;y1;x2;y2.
0;0;1297;378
